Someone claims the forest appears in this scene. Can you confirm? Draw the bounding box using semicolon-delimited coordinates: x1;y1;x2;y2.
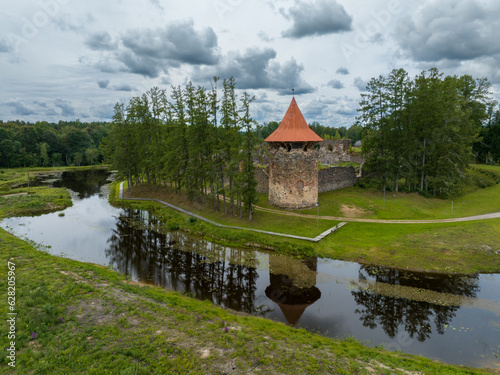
0;119;106;168
357;68;497;197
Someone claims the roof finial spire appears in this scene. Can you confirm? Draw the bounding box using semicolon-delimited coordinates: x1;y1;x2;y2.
292;88;295;97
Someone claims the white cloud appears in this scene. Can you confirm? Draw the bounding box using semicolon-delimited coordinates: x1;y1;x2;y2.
394;0;500;62
281;0;352;38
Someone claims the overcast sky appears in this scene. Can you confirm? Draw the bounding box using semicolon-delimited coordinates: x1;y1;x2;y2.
1;0;500;127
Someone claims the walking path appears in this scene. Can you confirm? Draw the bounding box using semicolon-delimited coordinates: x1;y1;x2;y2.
119;182;346;242
254;205;500;224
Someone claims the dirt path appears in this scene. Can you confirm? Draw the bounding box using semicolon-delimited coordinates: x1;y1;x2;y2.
254;205;500;224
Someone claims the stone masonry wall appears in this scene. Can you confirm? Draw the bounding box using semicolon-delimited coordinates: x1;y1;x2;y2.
317;140;364;165
318;166;357;193
255;166;269;194
268;148;318;209
258;140;364;166
256;165;358;195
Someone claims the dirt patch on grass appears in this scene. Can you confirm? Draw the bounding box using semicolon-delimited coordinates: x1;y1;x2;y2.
340;204;370;218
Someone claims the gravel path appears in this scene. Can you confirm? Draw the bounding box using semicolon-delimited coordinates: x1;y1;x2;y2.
254;205;500;224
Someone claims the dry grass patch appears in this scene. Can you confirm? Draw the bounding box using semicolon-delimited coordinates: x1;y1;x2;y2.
340;204;371;217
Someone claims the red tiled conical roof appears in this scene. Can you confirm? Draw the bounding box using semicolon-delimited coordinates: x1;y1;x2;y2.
265;97;323;143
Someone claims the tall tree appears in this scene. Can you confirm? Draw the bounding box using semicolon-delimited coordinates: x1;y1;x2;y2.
239;92;258;220
101;103;137;190
220;77;239;215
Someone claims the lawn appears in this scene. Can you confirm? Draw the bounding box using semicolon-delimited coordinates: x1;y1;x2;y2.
299;165;500;220
316;219;500;274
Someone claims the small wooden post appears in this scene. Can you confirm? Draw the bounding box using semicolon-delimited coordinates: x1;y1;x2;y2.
27;172;30;188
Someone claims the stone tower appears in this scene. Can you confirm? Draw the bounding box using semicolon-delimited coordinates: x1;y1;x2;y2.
265;98;323;209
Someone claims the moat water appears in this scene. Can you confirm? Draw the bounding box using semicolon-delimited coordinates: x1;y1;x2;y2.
1;170;499;368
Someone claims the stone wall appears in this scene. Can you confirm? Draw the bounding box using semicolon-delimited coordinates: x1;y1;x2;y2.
258;140;364;166
318;166;357;193
317;139;364;165
268;148;318;209
256;165;358;196
255;166;269;194
320;139;351;153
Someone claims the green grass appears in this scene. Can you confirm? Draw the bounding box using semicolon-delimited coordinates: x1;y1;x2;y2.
111;191;319;258
316;220;500;274
2;164;500;274
297;165;500;220
0;230;495;374
0;186;72;217
319;162;361;170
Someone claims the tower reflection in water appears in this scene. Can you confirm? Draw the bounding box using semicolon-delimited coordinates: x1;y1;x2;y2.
265;256;321;326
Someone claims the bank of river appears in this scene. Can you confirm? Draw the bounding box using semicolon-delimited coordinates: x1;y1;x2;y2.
1;170;499;369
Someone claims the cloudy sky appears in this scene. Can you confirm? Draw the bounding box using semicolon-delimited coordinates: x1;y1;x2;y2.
1;0;500;127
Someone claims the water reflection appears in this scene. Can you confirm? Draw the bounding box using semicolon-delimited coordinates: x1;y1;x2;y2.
265;257;321;326
51;170;111;199
105;209;258;313
352;266;480;341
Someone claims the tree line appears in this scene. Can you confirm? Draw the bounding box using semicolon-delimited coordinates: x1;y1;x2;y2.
101;78;258;220
358;68;493;197
0;120;106;168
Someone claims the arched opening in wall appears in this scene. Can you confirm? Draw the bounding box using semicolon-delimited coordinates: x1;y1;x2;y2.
297;180;304;190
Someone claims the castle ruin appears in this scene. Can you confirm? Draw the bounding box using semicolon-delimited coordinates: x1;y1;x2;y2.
265;98;323;209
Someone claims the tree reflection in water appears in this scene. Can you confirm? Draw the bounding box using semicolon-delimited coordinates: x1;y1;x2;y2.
105;209;258;313
105;209;485;342
352;265;480;341
52;170;110;199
